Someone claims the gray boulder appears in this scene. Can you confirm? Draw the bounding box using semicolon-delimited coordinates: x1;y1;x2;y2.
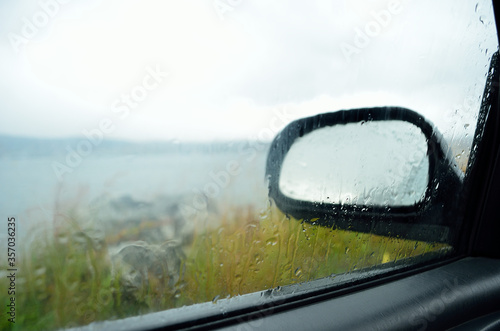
92;193;217;246
111;241;184;307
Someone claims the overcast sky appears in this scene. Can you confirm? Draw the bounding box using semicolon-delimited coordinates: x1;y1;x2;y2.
0;0;497;142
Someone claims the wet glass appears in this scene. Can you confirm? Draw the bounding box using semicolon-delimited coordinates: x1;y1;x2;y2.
279;121;429;206
0;0;497;329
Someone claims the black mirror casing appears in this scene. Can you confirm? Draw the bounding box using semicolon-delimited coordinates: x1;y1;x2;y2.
266;107;463;243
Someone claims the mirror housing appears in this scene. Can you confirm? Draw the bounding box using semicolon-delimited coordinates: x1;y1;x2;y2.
266;107;463;243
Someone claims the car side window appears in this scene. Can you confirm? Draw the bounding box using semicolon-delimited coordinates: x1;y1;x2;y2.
0;1;497;330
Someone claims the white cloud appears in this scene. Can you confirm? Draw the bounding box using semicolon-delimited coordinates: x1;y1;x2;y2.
0;0;497;141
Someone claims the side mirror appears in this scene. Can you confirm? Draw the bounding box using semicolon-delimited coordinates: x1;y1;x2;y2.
266;107;463;243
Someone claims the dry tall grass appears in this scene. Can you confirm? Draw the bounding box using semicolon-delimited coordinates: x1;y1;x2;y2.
1;203;445;330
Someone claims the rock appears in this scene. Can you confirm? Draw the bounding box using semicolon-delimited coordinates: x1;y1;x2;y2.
111;241;184;307
93;193;218;246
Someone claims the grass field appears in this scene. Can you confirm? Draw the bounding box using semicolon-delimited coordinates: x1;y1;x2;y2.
0;203;446;330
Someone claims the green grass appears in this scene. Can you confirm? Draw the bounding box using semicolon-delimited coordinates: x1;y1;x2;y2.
0;204;446;330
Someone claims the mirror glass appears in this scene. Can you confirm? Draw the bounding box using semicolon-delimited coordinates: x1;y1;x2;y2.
279;120;429;206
